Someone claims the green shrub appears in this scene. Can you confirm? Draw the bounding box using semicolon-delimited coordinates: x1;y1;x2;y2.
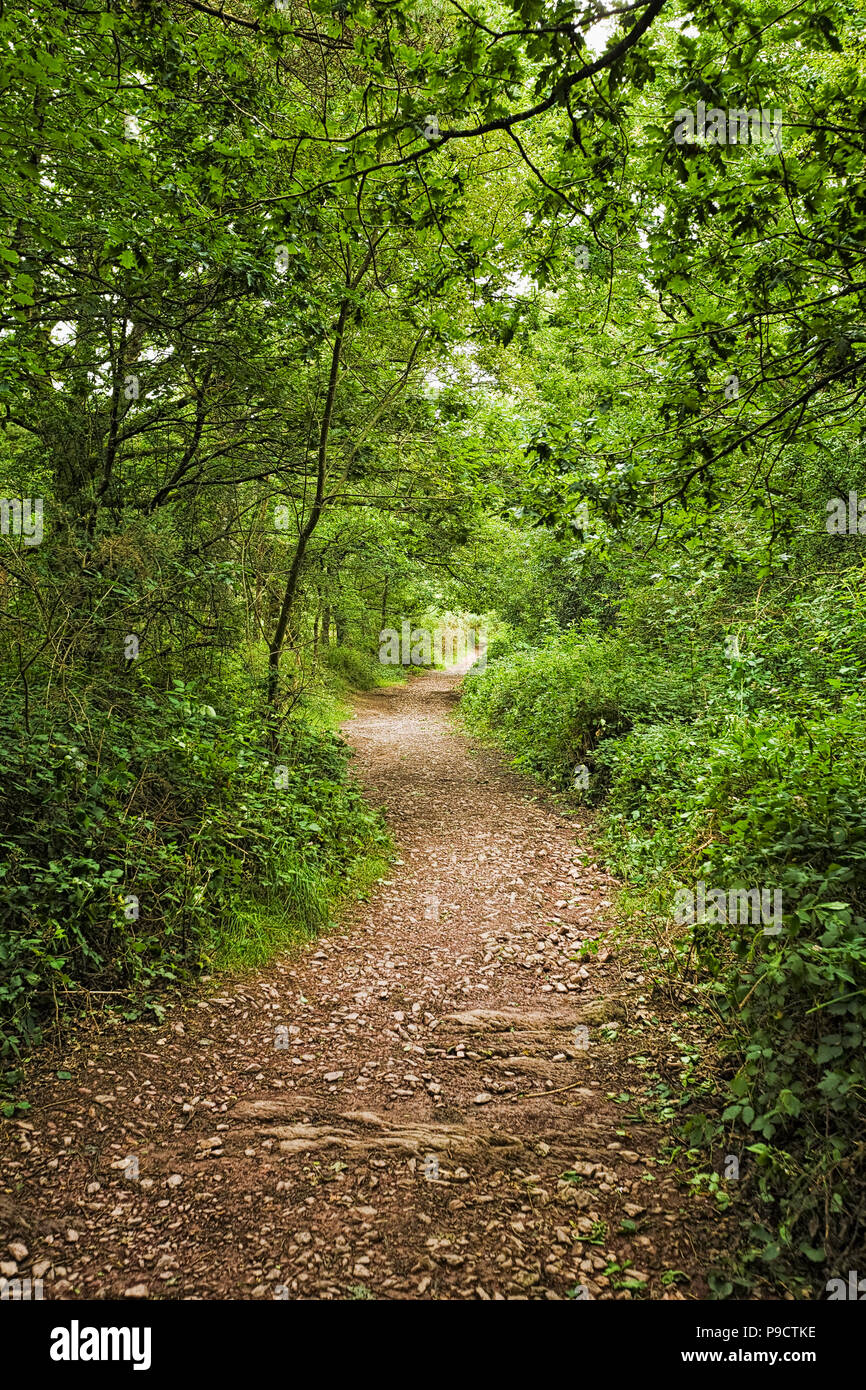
598;700;866;1261
321;643;382;689
461;627;698;787
0;679;388;1066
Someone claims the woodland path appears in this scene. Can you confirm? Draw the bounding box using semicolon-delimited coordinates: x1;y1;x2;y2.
0;672;712;1300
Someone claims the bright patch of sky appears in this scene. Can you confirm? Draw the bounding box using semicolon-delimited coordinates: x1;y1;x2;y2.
426;342;497;395
583;14;617;56
50;322;75;346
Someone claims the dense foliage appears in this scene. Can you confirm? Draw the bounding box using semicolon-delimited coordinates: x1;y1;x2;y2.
0;684;388;1059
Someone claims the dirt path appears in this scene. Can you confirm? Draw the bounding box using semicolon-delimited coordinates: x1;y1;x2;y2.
0;672;713;1300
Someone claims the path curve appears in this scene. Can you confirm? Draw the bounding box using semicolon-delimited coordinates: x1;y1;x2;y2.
0;672;706;1300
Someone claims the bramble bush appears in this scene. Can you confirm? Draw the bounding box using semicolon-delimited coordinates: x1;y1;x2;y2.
0;679;387;1069
460;625;698;789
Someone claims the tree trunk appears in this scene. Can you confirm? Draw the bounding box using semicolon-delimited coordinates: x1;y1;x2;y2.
266;301;348;702
266;239;381;704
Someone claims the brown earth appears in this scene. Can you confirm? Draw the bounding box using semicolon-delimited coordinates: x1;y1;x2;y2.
0;670;723;1300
